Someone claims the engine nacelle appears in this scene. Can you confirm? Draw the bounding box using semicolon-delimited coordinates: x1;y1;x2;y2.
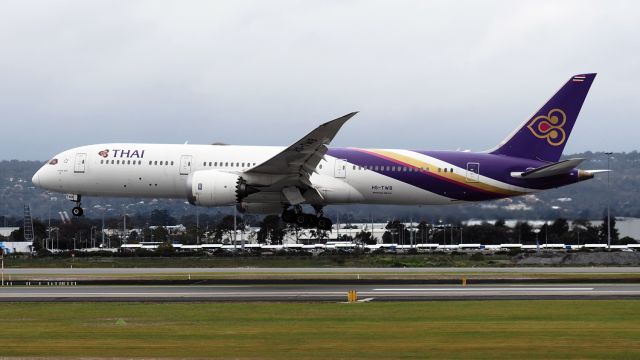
188;170;239;206
237;202;283;215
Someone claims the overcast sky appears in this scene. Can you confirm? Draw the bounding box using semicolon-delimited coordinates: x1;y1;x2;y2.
1;0;638;160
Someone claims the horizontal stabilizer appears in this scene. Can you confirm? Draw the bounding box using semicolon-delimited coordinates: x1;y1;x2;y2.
511;158;585;179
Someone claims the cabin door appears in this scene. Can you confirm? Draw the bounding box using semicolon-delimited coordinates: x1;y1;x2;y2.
179;155;193;175
466;162;480;182
74;153;87;173
334;159;347;178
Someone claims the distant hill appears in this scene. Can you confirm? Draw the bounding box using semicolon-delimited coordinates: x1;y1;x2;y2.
1;151;637;224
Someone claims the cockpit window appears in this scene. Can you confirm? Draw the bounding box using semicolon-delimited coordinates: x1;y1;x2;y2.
48;158;58;165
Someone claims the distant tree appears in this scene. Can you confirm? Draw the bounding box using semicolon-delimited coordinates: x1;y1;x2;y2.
385;220;409;244
598;215;620;243
415;221;432;243
152;226;169;243
549;218;570;243
155;240;175;256
355;230;375;245
512;221;534;244
382;231;394;244
257;215;285;244
128;230;139;242
214;215;244;243
149;209;176;226
618;236;638;245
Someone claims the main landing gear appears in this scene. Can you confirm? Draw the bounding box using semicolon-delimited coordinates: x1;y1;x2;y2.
67;194;84;217
282;205;333;231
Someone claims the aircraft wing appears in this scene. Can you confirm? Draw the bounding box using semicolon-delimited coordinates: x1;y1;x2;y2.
247;112;357;180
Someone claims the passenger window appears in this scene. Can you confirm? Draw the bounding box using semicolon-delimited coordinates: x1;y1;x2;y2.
139;160;142;165
242;162;245;167
353;165;356;170
438;168;441;172
319;164;323;169
171;161;174;165
100;160;103;164
149;161;152;165
116;160;120;164
154;161;158;165
451;168;453;172
225;162;228;167
214;162;217;166
161;161;164;165
203;162;206;166
444;168;447;173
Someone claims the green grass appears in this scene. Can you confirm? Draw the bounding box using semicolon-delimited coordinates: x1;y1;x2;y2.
4;252;515;268
1;301;639;359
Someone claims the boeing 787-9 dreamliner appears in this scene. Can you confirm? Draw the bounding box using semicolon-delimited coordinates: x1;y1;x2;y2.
33;74;604;230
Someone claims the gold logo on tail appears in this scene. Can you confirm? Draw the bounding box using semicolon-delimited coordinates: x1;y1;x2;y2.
526;108;567;146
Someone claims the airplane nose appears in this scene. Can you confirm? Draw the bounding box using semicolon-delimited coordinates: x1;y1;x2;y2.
32;171;41;187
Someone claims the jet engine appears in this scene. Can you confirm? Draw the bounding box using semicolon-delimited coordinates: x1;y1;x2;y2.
187;170;258;206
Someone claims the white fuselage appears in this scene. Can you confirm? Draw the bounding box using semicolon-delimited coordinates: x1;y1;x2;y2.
33;143;472;206
33;143;544;211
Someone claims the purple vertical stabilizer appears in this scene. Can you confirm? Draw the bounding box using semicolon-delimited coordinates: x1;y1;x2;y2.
490;73;596;162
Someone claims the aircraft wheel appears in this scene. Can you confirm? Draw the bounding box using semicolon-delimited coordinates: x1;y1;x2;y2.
72;206;84;217
295;214;307;227
282;210;296;223
317;217;333;231
304;214;318;228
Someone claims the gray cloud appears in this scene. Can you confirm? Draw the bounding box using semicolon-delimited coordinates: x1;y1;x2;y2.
0;0;638;160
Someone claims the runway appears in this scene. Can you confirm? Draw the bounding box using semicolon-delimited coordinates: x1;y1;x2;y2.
2;283;640;301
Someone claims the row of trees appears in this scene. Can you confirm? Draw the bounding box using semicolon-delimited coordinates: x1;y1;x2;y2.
1;207;633;251
379;217;627;245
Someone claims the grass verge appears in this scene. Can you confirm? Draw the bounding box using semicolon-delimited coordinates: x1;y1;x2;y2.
0;300;639;359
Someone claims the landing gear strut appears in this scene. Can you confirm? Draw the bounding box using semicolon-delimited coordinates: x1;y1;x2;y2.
68;194;84;217
281;205;332;230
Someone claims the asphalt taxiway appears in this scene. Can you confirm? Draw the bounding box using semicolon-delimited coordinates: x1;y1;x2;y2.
1;283;640;301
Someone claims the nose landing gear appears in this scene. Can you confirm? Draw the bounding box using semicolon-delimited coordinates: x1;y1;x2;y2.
66;194;84;217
